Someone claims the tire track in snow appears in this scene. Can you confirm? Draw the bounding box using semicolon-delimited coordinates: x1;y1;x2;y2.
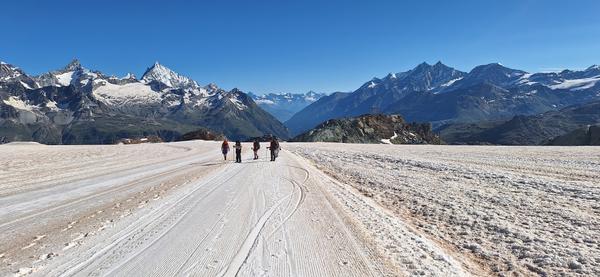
265;164;309;239
217;180;296;277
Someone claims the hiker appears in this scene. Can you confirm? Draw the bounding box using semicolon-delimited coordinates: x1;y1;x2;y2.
221;139;230;160
252;139;260;160
234;140;242;163
268;137;280;161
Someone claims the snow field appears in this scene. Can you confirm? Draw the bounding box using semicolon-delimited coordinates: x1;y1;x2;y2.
287;143;600;276
1;141;400;276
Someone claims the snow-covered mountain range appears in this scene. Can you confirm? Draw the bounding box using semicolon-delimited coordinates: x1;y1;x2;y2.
0;60;288;144
286;62;600;136
248;91;326;122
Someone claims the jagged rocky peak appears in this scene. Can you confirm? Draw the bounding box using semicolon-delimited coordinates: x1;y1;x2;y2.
584;64;600;75
0;61;23;80
414;62;431;71
586;64;600;70
0;60;39;89
63;59;83;72
204;82;219;92
141;61;199;89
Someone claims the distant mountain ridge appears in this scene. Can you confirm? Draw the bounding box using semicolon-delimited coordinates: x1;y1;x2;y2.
0;59;289;144
285;62;600;136
249;91;326;122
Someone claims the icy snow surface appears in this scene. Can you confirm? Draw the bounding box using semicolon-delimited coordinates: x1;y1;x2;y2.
55;71;74;86
550;77;600;91
0;141;398;276
229;97;247;110
93;81;161;106
440;77;463;88
3;142;597;276
3;96;35;111
288;143;600;276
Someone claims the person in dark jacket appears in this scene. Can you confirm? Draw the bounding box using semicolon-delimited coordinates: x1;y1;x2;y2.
268;137;280;161
234;140;242;163
252;139;260;160
221;139;230;160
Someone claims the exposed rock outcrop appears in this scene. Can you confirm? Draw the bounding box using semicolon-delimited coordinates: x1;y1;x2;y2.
293;114;442;144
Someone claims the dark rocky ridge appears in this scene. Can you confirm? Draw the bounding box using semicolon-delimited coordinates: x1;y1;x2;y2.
293;114;442;144
546;125;600;146
177;128;225;141
438;100;600;145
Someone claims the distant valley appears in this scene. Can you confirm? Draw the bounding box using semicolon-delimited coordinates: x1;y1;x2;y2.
249;91;326;122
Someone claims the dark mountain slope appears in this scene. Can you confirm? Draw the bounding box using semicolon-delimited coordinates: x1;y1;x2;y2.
439;100;600;145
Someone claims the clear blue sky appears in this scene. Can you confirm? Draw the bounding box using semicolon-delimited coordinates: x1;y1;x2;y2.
2;0;599;94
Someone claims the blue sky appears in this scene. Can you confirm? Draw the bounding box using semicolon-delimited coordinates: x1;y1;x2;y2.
2;0;599;94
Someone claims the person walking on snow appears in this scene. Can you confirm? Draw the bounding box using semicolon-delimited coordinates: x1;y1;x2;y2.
252;139;260;160
268;137;280;162
234;140;242;163
221;139;230;160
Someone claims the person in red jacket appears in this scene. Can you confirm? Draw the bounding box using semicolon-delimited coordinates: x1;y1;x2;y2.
221;139;230;160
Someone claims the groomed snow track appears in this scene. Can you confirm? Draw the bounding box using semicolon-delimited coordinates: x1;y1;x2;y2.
0;141;403;276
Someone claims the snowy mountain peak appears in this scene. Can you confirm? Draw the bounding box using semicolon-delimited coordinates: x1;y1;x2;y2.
123;73;136;80
468;63;527;79
205;83;219;92
586;65;600;71
0;61;24;81
141;62;199;90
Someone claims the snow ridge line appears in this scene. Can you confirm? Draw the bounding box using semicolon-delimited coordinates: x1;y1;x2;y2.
217;183;296;277
56;163;238;276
